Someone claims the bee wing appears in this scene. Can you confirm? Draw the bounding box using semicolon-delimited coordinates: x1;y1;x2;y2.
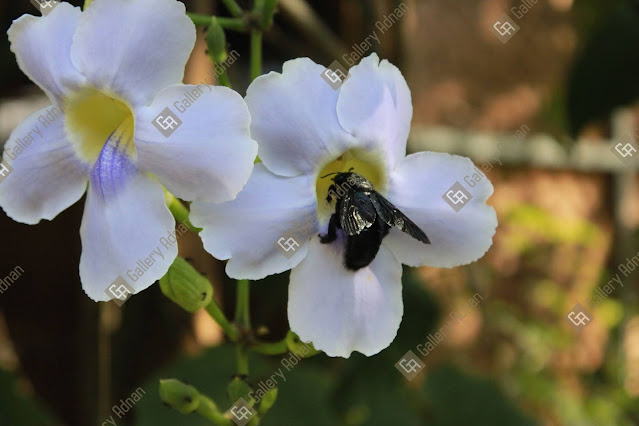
370;192;430;244
340;189;377;235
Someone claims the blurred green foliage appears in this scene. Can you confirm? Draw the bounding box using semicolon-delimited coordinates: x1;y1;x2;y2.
133;271;538;426
134;345;540;426
483;203;639;425
0;368;58;425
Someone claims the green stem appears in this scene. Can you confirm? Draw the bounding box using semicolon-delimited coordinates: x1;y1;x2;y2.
232;1;264;379
254;0;266;12
165;190;201;233
236;345;249;376
249;0;265;80
221;0;244;17
249;30;262;82
235;280;251;376
205;301;238;342
250;338;289;355
235;280;251;328
187;13;248;32
83;0;93;9
196;395;232;425
260;0;279;29
217;71;232;88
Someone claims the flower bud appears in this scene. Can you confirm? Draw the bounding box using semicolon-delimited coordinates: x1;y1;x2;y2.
257;388;278;415
227;376;253;404
160;258;213;312
206;17;227;64
159;379;200;414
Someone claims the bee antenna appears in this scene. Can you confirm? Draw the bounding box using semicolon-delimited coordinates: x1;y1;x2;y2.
348;167;354;172
320;172;340;179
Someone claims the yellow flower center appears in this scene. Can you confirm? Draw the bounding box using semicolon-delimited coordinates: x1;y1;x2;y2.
64;88;135;163
315;149;386;221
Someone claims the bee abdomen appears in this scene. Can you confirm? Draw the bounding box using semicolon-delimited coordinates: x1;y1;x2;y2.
344;217;391;271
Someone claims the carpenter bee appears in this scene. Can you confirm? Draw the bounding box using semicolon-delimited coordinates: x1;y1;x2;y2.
319;169;430;270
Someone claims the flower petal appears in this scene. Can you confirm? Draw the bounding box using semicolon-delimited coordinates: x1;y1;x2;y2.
70;0;196;107
0;106;88;224
245;58;356;177
336;53;412;174
7;3;86;103
135;85;257;202
288;237;403;358
383;151;497;268
190;164;317;280
79;141;176;301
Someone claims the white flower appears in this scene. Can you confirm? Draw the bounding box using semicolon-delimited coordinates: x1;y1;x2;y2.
191;54;497;357
0;0;257;301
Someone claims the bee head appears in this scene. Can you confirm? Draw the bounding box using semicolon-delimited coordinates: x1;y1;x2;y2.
321;167;355;184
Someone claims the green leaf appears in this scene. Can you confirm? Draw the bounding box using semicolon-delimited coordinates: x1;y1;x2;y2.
332;355;422;426
422;364;539;426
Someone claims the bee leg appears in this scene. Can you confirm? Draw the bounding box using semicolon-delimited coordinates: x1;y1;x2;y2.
326;184;336;203
319;214;339;244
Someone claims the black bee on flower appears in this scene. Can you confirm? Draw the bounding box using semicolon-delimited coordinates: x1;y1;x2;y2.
319;169;430;270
